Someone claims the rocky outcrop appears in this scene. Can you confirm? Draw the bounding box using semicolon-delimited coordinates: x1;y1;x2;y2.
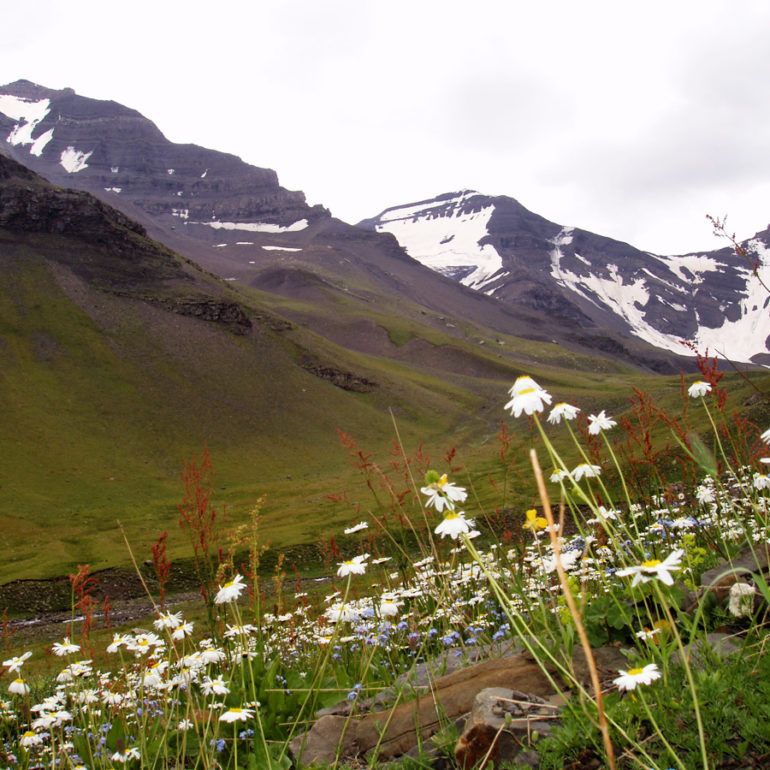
300;358;377;392
289;652;559;766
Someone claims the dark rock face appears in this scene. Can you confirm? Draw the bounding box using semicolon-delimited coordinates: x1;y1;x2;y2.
0;154;254;334
0;79;327;231
300;357;377;392
362;191;770;364
0;80;693;371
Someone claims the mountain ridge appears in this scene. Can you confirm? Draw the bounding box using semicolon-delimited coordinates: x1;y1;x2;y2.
0;79;692;373
360;190;770;365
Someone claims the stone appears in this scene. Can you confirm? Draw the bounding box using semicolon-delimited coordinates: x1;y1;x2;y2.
672;632;741;668
454;687;563;770
290;651;561;767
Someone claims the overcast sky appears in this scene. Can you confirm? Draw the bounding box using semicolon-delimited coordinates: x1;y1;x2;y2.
3;0;769;253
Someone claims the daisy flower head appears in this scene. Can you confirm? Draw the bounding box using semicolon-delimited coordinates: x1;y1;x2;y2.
153;611;183;630
420;471;467;513
111;747;141;763
613;663;661;691
434;510;474;540
572;463;602;481
2;651;32;673
337;554;368;577
549;468;570;483
587;410;617;435
523;508;547;531
214;574;246;604
219;706;254;723
687;380;712;398
19;730;43;748
505;376;552;418
616;549;684;587
379;596;401;617
172;621;195;640
52;637;80;657
547;402;580;425
754;473;770;491
343;521;368;535
8;678;30;695
761;427;770;445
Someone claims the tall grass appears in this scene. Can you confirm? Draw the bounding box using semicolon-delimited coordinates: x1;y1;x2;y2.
2;369;770;769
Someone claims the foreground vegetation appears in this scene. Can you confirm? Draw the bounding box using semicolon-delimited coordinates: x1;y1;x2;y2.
2;356;770;769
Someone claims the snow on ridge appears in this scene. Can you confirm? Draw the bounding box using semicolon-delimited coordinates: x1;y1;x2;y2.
658;253;724;285
373;192;502;289
30;128;54;156
194;219;309;233
60;146;92;173
377;191;481;225
171;208;188;219
550;229;769;363
550;229;689;354
0;95;53;154
262;245;302;252
691;239;770;363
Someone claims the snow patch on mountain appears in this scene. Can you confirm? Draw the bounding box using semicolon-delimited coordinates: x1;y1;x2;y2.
60;147;92;173
30;128;54;156
0;95;53;153
195;219;308;233
371;192;503;289
549;229;687;353
658;253;725;285
688;239;770;361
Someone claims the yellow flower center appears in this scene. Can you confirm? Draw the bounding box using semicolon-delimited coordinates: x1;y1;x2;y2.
641;559;661;568
22;731;35;738
627;667;644;676
229;708;243;714
438;473;448;488
224;580;235;588
444;511;459;520
518;387;536;395
14;678;24;684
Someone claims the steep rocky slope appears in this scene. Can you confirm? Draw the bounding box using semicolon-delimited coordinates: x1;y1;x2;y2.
360;191;770;365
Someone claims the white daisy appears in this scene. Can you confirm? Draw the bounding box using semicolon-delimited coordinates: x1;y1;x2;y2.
52;637;80;657
505;377;552;418
343;521;369;535
687;381;712;398
337;554;369;577
547;402;580;424
219;706;254;722
572;463;602;481
434;511;474;540
2;652;32;673
613;663;661;691
420;473;468;513
588;410;617;435
8;678;29;695
616;549;684;587
214;574;246;604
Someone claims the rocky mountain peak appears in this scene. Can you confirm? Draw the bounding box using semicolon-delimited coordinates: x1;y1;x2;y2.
362;191;770;365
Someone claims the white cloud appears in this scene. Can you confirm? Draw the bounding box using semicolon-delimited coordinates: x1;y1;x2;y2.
1;0;768;254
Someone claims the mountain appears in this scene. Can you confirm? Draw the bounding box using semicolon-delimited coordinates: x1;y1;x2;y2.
0;79;686;374
6;153;696;584
359;191;770;365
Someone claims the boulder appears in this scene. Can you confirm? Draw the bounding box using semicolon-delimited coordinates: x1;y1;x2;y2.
454;687;564;769
289;652;560;766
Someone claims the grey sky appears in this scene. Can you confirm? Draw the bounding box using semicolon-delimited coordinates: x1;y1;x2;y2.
3;0;769;253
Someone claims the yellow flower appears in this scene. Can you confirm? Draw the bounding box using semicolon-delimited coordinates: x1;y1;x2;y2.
523;508;547;531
